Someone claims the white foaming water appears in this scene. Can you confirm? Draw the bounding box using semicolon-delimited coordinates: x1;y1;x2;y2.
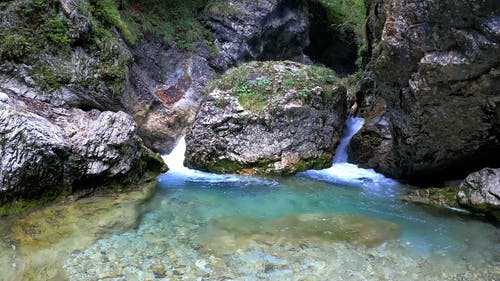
159;137;277;186
302;117;398;190
333;117;365;163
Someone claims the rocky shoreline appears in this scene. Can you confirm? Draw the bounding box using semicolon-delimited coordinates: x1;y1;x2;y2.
0;0;498;219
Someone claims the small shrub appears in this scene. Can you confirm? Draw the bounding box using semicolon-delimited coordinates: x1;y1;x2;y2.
120;0;215;50
90;0;135;44
42;17;70;49
211;61;339;114
0;33;30;60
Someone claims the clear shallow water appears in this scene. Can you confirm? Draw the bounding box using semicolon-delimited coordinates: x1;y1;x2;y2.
63;139;499;280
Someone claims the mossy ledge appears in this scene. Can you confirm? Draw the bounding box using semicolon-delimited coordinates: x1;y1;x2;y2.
189;155;333;176
0;148;167;217
208;60;340;114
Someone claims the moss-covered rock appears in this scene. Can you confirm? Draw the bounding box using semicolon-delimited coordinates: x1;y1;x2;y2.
400;187;460;210
186;61;348;175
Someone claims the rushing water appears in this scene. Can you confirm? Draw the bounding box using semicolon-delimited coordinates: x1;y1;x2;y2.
63;124;498;280
1;119;499;280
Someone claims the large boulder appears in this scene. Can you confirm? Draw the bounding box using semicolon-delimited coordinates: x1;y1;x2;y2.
0;92;165;204
351;0;500;183
457;168;500;219
205;0;310;71
185;61;347;175
125;41;215;154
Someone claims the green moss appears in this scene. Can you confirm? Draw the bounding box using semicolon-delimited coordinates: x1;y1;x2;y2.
211;61;339;114
27;63;72;91
314;0;366;42
0;0;71;60
0;33;30;60
202;159;246;174
0;190;68;217
89;0;135;44
120;0;215;50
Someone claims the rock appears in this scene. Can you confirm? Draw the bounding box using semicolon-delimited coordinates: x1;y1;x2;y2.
0;93;165;205
349;96;397;173
399;187;460;210
305;0;359;75
205;0;310;71
125;40;216;153
352;0;500;183
185;61;347;175
59;0;91;42
457;168;500;219
198;213;400;255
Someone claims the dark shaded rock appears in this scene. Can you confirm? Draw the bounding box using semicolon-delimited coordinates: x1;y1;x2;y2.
205;0;310;71
185;61;347;175
304;0;358;75
125;40;216;153
0;92;166;204
352;0;500;183
458;168;500;219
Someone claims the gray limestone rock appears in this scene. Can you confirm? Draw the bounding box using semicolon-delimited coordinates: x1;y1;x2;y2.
351;0;500;183
205;0;310;71
185;61;347;175
458;168;500;218
0;92;165;203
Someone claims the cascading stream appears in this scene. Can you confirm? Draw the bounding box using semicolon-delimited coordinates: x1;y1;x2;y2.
301;116;397;189
159;137;278;186
333;117;365;163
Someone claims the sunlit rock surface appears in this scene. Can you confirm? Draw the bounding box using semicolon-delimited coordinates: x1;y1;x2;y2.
186;61;347;175
0;93;164;204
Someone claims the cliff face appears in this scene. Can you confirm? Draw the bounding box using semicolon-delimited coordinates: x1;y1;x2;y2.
0;0;315;202
352;0;500;183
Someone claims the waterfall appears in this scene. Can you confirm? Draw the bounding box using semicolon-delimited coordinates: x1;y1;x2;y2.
158;137;278;186
161;137;190;173
301;116;397;190
333;117;365;163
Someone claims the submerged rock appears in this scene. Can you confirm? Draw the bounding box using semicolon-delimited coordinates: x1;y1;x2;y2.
199;213;400;255
458;168;500;220
0;93;165;206
353;0;500;183
185;61;347;175
0;182;156;281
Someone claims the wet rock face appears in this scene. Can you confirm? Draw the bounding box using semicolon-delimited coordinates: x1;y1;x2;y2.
354;0;500;183
185;61;347;175
0;92;165;204
126;40;215;154
304;0;358;75
205;0;310;71
458;168;500;219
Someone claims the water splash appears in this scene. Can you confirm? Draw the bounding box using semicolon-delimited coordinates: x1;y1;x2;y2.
159;137;278;186
302;117;397;190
